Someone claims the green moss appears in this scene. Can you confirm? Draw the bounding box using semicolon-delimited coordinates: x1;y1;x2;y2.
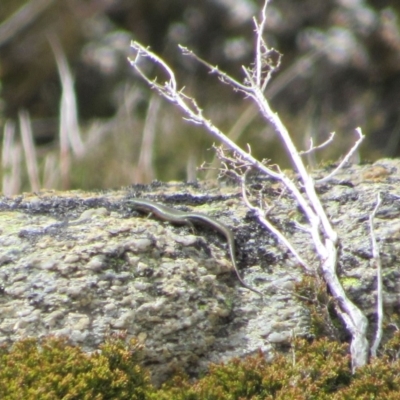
4;332;400;398
0;335;152;400
151;338;352;400
341;277;362;290
154;333;400;399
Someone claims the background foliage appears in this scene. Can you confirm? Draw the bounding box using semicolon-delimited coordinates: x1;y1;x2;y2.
1;0;400;191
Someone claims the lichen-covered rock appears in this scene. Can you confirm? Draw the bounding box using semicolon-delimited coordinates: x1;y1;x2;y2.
0;159;400;383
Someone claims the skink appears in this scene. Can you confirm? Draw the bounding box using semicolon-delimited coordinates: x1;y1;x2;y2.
129;198;263;299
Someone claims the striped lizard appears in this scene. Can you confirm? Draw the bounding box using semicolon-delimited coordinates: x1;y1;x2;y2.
129;198;263;299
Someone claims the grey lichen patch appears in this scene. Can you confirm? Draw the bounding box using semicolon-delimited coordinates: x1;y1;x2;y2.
0;186;304;383
0;193;255;382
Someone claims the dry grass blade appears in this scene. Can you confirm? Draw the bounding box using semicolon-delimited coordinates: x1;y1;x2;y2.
2;120;21;195
49;35;85;158
135;94;161;183
0;0;55;47
19;110;40;192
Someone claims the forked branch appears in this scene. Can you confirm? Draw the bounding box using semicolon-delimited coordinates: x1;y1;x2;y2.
129;0;370;370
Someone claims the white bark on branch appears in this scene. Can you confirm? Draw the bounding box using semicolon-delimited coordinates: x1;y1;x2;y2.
128;0;371;370
370;193;383;358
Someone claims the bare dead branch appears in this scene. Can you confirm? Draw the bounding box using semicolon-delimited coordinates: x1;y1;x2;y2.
129;0;370;370
370;192;383;358
129;42;321;236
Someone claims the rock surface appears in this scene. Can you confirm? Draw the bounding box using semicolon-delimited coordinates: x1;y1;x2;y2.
1;159;400;383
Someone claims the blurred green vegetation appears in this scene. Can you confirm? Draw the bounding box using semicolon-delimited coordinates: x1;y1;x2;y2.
4;333;400;398
1;0;400;192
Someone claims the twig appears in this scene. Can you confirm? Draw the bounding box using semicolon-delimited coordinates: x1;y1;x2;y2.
299;132;336;156
241;170;310;272
316;127;365;184
254;1;270;89
370;192;383;358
